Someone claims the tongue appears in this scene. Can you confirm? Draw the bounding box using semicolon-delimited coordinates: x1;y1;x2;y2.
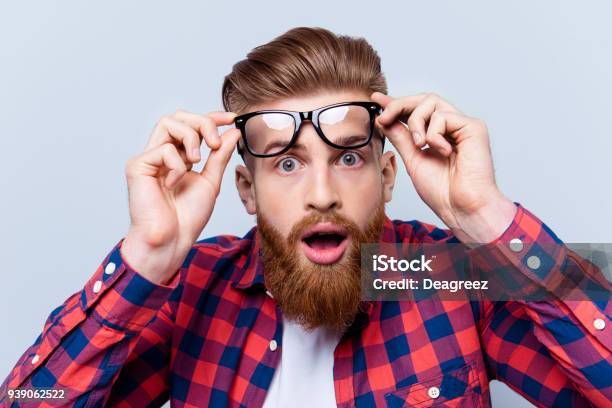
309;236;340;250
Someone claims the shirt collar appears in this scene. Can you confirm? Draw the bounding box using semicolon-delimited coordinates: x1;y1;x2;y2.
231;228;266;290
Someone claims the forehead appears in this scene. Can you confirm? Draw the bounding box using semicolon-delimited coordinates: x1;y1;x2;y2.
247;89;373;112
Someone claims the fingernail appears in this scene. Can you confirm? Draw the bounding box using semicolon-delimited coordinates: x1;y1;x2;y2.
192;148;200;160
412;131;423;145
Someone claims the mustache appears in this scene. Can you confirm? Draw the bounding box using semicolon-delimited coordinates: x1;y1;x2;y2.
286;211;362;246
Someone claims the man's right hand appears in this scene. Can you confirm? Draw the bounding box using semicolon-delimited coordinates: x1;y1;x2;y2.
120;110;241;284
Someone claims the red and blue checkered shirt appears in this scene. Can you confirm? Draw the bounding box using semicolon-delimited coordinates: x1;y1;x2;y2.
1;204;611;407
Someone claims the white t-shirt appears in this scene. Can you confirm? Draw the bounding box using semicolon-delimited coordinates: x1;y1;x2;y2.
262;315;342;408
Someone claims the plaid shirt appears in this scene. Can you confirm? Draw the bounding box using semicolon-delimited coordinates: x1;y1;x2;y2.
1;204;611;407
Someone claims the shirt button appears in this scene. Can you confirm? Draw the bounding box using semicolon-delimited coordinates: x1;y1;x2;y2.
104;262;116;275
269;339;278;351
31;354;40;365
93;280;103;294
509;238;523;252
427;386;440;399
527;255;541;270
593;318;606;330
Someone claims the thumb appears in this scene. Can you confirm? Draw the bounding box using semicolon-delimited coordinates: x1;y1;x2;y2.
199;128;241;195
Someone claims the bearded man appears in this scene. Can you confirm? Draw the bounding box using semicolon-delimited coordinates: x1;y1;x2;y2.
2;27;610;407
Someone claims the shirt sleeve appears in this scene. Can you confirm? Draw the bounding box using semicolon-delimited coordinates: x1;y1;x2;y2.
0;237;184;407
469;204;612;406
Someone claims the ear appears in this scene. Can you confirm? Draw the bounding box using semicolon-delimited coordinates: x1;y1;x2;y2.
380;151;397;203
235;164;257;214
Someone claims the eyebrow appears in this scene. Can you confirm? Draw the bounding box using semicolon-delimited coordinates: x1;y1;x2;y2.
263;139;306;154
333;135;370;146
261;135;372;155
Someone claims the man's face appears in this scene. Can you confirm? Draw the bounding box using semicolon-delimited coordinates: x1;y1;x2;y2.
235;90;397;329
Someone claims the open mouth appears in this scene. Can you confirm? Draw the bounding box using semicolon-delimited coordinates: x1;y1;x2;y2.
300;223;349;265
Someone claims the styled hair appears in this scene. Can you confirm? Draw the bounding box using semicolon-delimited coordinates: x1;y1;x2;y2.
222;27;387;114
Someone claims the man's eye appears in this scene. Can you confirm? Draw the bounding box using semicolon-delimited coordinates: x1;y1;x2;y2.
339;152;361;167
278;157;299;173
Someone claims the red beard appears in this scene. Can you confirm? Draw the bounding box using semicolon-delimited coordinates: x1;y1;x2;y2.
257;203;385;331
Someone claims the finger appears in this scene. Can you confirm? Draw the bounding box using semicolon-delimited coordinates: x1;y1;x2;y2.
426;111;468;157
139;143;188;189
407;94;459;149
199;128;241;196
380;120;420;164
206;111;238;125
371;91;424;112
134;145;193;175
146;116;202;163
374;94;429;127
175;110;219;151
175;110;237;152
370;92;393;107
176;147;193;172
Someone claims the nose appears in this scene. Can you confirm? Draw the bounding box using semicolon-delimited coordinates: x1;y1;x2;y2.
294;121;342;213
303;161;342;213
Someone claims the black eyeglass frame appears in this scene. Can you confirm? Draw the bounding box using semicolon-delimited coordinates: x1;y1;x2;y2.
234;101;384;158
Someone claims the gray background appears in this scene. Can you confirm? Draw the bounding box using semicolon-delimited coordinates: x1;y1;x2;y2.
1;1;610;406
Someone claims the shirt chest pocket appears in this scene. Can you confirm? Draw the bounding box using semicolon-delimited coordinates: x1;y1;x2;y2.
384;363;483;408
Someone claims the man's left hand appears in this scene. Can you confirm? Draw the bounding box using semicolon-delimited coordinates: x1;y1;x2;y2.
371;92;517;244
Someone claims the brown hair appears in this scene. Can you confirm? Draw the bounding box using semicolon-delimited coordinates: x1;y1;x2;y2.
222;27;387;114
